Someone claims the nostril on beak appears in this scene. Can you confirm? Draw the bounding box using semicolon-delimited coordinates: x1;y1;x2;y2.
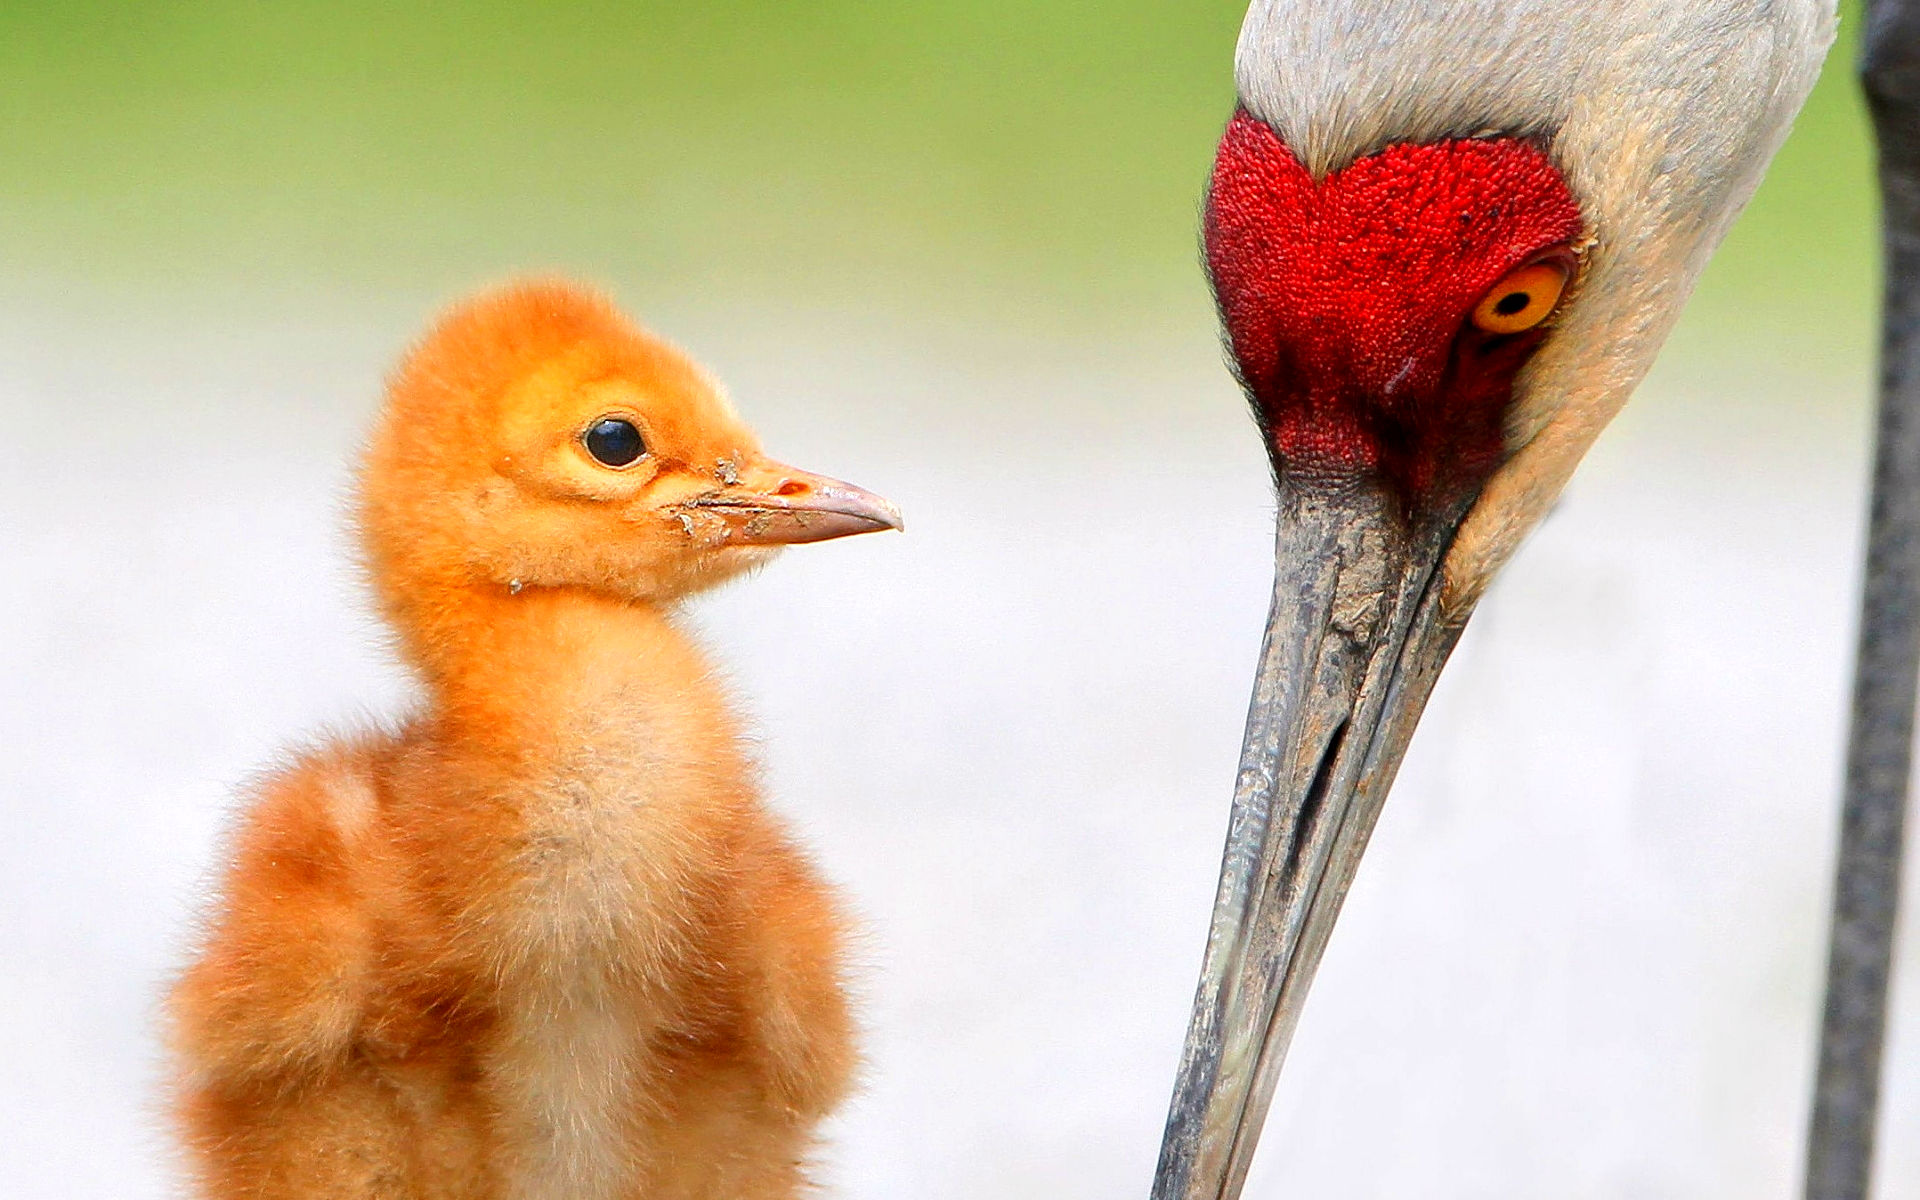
775;480;811;497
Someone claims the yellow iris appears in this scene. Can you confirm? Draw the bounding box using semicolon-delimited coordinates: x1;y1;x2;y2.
1471;261;1570;334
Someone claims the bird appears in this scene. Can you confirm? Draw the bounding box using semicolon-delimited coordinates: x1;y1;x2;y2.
166;280;901;1200
1151;3;1837;1197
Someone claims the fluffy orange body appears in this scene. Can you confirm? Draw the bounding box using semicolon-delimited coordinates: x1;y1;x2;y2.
167;282;901;1200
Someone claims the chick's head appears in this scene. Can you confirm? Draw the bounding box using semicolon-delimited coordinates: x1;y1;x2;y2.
358;281;899;616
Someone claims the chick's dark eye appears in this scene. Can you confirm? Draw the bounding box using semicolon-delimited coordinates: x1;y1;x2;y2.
583;418;646;467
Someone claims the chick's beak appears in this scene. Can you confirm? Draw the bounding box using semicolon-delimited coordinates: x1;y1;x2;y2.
673;459;903;547
1152;475;1474;1200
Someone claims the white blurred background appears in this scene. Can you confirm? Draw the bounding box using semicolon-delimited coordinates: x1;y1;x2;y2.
1;3;1911;1197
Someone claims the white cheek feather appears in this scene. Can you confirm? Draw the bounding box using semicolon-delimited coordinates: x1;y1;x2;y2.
1233;0;1837;606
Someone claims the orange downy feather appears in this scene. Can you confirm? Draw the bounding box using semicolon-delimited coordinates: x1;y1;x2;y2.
167;281;882;1200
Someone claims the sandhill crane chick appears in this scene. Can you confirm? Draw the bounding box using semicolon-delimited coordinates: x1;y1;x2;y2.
169;281;900;1200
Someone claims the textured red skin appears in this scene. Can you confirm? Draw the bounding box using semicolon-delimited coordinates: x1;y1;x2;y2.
1205;109;1583;506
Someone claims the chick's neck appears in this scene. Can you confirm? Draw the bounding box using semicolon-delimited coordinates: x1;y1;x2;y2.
402;581;737;772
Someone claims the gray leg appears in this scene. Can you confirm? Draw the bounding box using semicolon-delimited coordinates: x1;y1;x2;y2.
1805;6;1920;1198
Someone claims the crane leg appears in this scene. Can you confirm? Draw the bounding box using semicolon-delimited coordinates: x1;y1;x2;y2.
1805;6;1920;1198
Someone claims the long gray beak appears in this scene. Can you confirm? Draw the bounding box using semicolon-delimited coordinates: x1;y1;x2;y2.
1151;476;1475;1199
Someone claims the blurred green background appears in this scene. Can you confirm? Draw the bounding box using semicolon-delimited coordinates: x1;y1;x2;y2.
0;0;1875;354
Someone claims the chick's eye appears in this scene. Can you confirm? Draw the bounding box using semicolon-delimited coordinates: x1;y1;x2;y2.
1471;261;1570;335
583;417;646;468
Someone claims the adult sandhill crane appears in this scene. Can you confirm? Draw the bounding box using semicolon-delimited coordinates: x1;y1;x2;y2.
1149;2;1854;1197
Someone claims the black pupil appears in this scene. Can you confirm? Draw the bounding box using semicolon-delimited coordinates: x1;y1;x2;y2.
585;418;645;466
1494;291;1532;317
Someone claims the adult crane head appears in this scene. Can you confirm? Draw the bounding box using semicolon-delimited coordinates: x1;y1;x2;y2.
1155;2;1835;1196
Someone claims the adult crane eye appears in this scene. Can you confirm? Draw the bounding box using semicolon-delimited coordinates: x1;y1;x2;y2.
1470;261;1570;335
583;417;646;468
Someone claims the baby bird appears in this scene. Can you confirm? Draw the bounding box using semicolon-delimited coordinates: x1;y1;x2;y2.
168;281;900;1200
